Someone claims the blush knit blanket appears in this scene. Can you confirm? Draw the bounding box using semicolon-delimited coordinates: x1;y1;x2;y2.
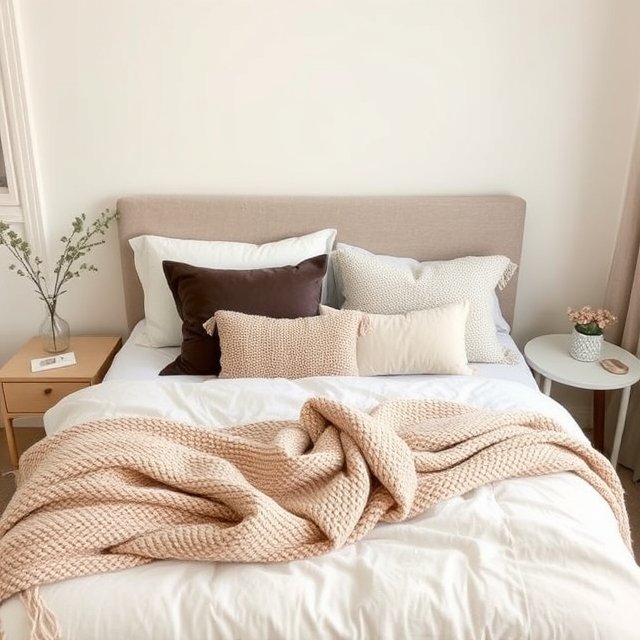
0;397;631;637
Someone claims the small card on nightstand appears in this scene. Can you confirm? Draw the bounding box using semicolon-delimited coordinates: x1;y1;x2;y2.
30;351;77;372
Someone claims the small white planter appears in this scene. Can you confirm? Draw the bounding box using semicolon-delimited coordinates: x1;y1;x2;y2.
568;328;603;362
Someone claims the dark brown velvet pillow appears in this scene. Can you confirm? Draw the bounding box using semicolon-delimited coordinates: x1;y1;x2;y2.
160;254;328;375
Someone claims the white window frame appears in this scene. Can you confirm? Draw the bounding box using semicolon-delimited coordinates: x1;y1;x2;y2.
0;82;19;207
0;0;45;255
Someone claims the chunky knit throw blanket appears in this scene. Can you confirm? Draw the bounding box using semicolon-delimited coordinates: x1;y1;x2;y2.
0;397;631;638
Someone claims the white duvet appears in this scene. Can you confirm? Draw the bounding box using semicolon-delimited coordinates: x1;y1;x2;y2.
2;375;640;639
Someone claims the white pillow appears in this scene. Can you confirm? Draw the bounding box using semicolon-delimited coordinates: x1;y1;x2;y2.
320;302;473;376
331;245;517;363
130;229;337;347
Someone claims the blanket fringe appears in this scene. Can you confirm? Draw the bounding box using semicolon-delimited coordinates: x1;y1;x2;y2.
20;587;61;640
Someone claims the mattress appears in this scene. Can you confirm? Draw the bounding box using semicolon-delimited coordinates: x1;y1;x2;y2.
104;320;539;389
1;359;638;639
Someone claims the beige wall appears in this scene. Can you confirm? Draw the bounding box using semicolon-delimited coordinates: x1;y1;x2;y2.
2;0;640;370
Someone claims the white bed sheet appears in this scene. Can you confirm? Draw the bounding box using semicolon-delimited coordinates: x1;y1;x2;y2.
103;320;189;382
1;374;638;639
104;320;539;389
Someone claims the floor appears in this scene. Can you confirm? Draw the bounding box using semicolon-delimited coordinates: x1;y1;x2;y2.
0;427;43;516
1;428;640;565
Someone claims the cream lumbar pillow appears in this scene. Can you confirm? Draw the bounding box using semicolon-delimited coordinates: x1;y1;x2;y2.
129;228;337;348
320;302;473;376
205;310;364;379
331;247;517;363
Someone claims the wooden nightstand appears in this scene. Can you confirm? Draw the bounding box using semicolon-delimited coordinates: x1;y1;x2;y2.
0;336;122;467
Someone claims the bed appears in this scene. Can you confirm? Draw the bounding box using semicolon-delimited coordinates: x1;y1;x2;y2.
1;194;639;640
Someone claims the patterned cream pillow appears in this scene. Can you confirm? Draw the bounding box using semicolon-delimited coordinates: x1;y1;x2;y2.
320;302;473;376
331;247;517;363
205;310;363;378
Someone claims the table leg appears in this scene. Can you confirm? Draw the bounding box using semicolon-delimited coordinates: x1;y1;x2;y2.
610;386;631;469
542;377;552;396
3;417;18;468
593;390;605;453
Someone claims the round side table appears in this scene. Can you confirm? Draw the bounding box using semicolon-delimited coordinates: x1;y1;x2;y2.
524;334;640;468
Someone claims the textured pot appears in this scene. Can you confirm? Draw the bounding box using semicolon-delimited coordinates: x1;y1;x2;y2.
568;328;603;362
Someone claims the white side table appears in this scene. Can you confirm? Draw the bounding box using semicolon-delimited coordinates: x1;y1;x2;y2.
524;334;640;467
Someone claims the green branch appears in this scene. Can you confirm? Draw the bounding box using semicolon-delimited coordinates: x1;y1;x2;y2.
0;208;118;316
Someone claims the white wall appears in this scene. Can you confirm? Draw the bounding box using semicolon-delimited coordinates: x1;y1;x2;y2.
2;0;640;369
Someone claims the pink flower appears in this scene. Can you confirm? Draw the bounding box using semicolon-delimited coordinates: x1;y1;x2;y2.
567;305;617;331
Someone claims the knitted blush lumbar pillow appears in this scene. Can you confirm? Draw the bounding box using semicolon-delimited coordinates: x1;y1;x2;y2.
204;310;365;379
319;301;473;376
331;247;517;364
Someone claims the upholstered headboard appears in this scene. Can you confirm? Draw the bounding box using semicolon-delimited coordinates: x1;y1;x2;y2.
117;195;526;331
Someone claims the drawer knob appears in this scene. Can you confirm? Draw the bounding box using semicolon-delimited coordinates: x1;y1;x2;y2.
44;387;52;395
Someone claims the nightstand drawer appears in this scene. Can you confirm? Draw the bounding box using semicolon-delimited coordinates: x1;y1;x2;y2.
3;381;89;413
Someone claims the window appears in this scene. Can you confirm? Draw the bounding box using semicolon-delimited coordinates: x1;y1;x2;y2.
0;83;20;207
0;142;6;188
0;0;44;253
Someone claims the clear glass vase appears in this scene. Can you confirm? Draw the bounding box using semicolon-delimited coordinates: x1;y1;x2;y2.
39;305;70;353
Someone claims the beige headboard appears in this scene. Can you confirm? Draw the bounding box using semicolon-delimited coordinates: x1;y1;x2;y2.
117;195;526;331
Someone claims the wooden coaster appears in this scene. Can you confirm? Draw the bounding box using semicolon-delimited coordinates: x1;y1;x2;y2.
599;358;629;375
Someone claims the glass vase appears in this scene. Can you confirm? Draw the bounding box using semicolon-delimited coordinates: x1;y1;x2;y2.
39;306;70;354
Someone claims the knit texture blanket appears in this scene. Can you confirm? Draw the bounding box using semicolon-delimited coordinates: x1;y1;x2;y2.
0;397;631;614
